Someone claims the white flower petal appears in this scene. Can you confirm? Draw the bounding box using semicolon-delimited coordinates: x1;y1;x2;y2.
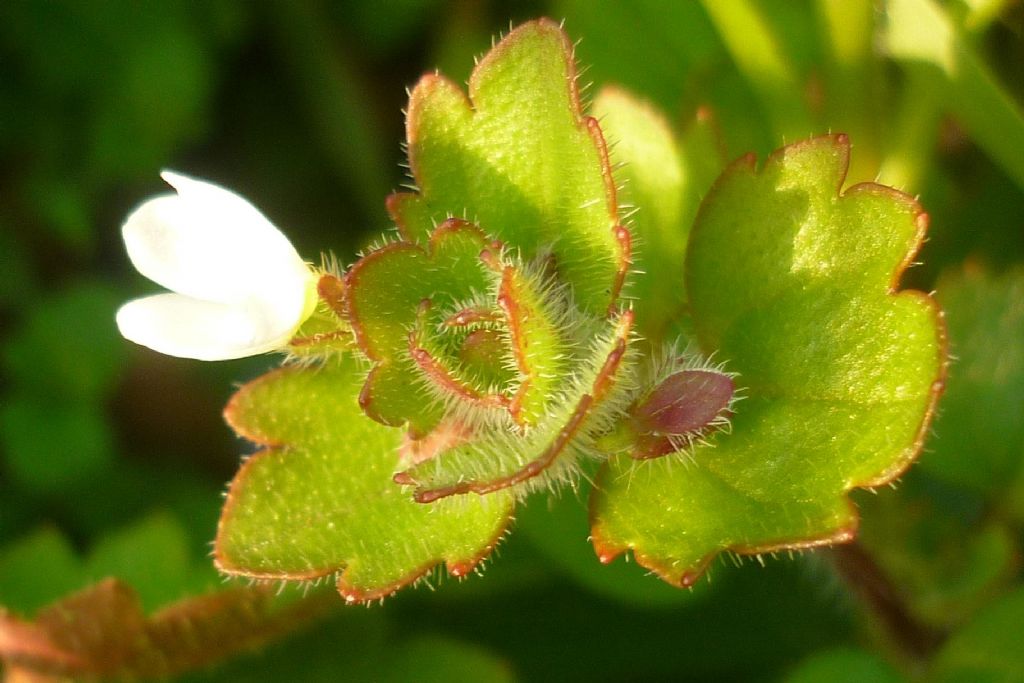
116;293;297;361
122;171;309;306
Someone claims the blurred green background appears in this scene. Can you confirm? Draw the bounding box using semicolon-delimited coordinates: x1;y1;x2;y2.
1;1;1023;681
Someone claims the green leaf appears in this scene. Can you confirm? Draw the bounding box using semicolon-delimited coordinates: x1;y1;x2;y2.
2;282;123;400
921;265;1024;495
592;86;728;341
590;135;946;586
397;311;636;503
0;528;81;615
84;512;200;613
388;18;629;315
214;357;513;602
930;586;1024;683
491;259;574;428
348;218;639;502
0;399;114;493
0;514;219;618
345;220;492;435
516;478;702;607
784;647;906;683
592;87;688;341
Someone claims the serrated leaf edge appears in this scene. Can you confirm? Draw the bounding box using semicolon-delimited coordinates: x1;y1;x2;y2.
387;18;633;314
344;219;494;433
589;134;949;588
214;366;513;604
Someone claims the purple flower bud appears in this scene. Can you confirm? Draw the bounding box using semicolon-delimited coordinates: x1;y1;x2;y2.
631;369;735;458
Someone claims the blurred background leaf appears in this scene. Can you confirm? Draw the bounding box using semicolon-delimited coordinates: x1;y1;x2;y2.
783;647;906;683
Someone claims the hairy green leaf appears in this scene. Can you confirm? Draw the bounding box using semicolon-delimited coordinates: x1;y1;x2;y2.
388;18;629;315
215;357;512;602
592;87;688;340
397;311;636;503
345;220;492;436
590;135;946;586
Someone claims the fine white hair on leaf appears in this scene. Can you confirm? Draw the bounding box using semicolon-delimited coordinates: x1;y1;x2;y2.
401;308;641;502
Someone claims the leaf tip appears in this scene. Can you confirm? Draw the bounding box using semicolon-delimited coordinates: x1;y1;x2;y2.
679;570;703;588
589;525;625;565
315;273;347;320
222;369;291;446
446;561;475;578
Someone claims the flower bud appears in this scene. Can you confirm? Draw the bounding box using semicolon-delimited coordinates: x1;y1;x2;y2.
630;369;735;459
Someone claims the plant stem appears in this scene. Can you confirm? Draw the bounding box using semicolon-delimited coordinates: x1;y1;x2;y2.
830;541;945;661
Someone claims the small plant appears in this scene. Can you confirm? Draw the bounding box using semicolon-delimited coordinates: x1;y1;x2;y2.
117;19;945;603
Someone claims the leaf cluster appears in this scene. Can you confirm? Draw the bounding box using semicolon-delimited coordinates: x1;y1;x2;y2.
3;2;1024;681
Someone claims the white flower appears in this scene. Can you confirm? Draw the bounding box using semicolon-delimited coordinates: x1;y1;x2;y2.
116;171;317;360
